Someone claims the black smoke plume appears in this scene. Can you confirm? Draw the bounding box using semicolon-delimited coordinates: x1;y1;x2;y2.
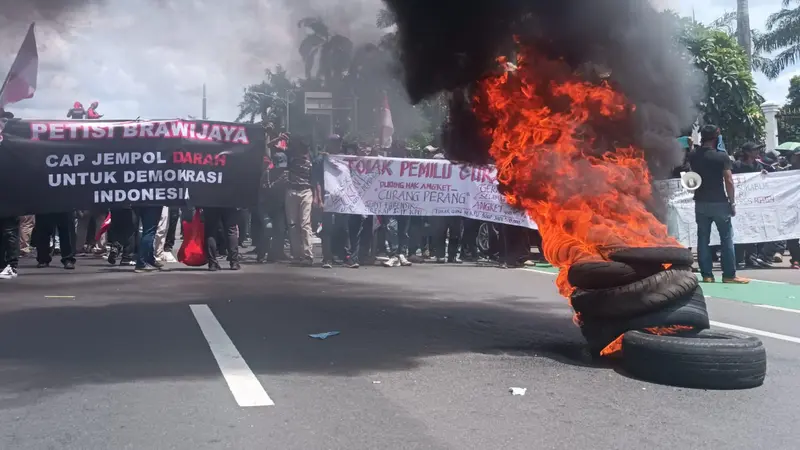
382;0;699;177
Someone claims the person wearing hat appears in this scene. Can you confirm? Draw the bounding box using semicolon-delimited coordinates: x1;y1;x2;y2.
687;124;748;284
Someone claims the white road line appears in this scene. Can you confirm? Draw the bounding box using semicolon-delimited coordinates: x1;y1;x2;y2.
520;268;556;276
190;304;274;407
710;321;800;344
517;267;800;343
751;279;788;285
754;304;800;314
520;266;796;287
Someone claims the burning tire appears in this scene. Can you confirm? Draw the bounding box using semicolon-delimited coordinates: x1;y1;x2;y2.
579;286;709;355
567;261;663;290
571;269;698;319
608;247;694;267
621;329;767;389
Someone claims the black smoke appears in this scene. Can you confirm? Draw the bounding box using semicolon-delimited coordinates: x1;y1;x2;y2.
382;0;699;177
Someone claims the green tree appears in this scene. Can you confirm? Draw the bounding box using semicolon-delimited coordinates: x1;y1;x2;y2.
677;18;765;147
778;75;800;142
754;0;800;79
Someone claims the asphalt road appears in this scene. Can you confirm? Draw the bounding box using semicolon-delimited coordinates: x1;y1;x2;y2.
0;254;799;450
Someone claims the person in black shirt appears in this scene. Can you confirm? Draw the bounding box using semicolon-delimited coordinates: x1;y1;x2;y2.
285;138;315;266
687;125;748;283
66;102;86;119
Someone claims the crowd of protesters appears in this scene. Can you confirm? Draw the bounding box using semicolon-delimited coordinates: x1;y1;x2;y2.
674;124;800;284
0;118;545;279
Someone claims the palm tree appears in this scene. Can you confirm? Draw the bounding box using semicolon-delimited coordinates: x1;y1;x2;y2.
737;0;752;63
297;17;354;87
755;0;800;79
707;11;778;78
376;9;398;52
235;66;295;127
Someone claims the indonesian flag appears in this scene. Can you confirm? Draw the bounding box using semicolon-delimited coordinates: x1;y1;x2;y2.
0;23;38;108
380;92;394;149
95;213;112;242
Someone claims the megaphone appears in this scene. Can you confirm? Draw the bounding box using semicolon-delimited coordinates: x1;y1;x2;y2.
680;171;702;191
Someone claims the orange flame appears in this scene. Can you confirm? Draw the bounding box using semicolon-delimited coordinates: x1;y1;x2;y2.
599;325;694;357
475;47;680;298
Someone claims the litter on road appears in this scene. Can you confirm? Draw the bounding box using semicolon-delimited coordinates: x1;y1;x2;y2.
309;331;340;340
509;387;527;396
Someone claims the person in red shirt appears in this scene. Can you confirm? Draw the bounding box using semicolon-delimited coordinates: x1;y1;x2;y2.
87;101;102;119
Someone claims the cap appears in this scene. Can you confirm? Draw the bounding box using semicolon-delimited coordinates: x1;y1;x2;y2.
741;142;765;153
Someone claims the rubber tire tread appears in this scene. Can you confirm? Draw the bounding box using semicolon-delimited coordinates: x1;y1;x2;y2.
609;247;694;267
580;287;709;355
567;261;663;290
571;269;699;319
621;329;766;389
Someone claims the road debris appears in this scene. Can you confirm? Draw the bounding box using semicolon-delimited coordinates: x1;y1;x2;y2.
509;387;527;396
309;331;340;340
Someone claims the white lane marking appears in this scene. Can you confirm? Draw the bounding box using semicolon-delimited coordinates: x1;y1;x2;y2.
710;321;800;344
754;304;800;314
190;304;274;407
520;268;557;276
518;267;800;342
751;279;788;285
520;266;797;287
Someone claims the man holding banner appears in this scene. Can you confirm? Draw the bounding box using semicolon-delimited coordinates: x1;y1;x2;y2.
0;23;37;279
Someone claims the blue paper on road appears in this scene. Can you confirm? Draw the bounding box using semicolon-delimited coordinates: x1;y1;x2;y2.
309;331;340;340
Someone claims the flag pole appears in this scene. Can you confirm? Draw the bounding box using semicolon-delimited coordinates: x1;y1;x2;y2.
0;22;35;104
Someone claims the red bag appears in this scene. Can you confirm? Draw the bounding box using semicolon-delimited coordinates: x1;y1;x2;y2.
177;211;207;266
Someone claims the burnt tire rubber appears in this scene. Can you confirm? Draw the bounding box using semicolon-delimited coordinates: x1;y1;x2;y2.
580;286;709;356
571;269;699;319
608;247;694;267
621;329;767;389
567;261;663;290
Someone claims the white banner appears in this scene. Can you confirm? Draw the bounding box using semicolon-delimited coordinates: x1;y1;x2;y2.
654;170;800;246
324;156;800;246
323;155;537;228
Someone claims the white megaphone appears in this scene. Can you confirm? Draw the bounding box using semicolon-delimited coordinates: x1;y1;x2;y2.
680;171;702;191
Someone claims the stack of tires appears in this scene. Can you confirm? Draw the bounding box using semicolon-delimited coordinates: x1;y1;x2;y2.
569;247;767;389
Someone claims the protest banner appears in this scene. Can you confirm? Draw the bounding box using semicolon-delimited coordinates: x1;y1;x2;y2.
0;119;264;216
654;170;800;246
325;155;800;246
323;155;537;228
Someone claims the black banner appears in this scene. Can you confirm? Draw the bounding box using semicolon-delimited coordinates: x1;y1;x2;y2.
0;119;265;216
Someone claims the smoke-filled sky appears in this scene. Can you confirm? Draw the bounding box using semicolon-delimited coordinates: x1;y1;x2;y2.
0;0;383;120
0;0;794;120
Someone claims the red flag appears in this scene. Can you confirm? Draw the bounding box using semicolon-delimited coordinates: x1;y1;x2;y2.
0;23;38;108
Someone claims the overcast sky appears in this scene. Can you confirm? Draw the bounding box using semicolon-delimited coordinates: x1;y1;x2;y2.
0;0;794;121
